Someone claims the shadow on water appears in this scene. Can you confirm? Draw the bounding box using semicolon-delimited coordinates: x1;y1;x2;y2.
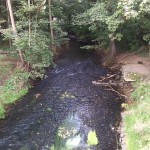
0;41;123;150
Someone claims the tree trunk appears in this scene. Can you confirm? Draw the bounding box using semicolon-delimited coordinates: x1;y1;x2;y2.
6;0;24;64
6;3;12;48
28;0;31;47
148;41;150;58
48;0;56;54
6;0;17;33
110;38;116;58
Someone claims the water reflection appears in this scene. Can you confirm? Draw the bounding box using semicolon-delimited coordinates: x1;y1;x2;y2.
52;110;98;150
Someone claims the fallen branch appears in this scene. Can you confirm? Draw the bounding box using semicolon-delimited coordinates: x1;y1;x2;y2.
92;81;118;86
92;81;127;99
98;74;117;82
107;85;127;99
110;64;120;69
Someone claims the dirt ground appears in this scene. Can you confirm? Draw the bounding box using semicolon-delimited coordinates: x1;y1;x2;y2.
116;52;150;102
116;52;150;67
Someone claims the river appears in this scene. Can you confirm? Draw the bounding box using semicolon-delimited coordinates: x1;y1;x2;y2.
0;41;123;150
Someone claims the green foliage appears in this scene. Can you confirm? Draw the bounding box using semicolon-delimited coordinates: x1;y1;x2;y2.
50;145;55;150
0;70;29;119
143;33;150;42
119;0;150;49
73;0;150;53
0;3;7;29
13;31;53;77
0;70;29;101
53;0;91;24
87;130;99;146
53;22;69;46
1;0;68;78
2;0;55;78
131;82;150;102
80;45;95;50
73;1;123;36
0;104;5;119
73;1;124;52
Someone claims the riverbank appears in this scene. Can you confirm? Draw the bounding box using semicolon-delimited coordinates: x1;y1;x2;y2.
115;52;150;150
0;57;30;119
98;50;150;149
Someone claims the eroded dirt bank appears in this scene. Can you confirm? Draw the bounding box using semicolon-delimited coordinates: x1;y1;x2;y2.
0;41;123;150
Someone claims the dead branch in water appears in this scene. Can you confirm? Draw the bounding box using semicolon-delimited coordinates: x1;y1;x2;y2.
107;85;127;99
92;81;118;86
98;74;117;82
92;81;127;99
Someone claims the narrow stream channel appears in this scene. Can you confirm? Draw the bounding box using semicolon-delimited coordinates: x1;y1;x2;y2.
0;41;123;150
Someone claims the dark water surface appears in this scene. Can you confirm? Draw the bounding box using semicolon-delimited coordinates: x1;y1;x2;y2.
0;41;122;150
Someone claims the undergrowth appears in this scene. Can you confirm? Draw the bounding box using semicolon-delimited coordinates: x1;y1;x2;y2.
124;82;150;150
0;67;30;119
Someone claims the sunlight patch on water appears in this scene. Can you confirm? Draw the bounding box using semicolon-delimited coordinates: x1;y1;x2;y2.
52;111;99;150
59;92;76;100
66;134;81;148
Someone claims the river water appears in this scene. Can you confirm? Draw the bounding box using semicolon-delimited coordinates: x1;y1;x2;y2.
0;41;123;150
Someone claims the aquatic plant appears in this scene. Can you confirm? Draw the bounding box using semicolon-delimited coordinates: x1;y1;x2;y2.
87;130;99;146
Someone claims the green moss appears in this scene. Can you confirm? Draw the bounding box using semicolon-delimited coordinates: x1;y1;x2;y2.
127;72;141;81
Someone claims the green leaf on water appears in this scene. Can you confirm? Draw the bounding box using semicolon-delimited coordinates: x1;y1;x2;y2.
87;130;99;146
50;145;55;150
47;107;52;112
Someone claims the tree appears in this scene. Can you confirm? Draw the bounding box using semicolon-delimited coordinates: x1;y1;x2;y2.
48;0;56;54
73;0;150;58
6;0;25;64
118;0;150;55
73;1;123;58
1;0;150;70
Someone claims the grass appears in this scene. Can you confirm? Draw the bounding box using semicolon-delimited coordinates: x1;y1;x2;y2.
124;82;150;150
0;63;30;119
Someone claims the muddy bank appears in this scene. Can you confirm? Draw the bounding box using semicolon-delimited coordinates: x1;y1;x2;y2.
0;41;123;150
